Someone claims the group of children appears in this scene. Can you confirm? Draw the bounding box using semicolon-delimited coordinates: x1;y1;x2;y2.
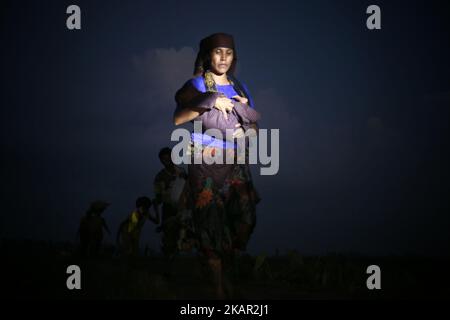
78;147;194;258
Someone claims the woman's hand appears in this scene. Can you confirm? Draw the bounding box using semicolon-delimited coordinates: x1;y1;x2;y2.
214;95;234;120
232;95;249;105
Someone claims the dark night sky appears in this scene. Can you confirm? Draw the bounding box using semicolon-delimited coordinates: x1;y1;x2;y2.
1;0;449;256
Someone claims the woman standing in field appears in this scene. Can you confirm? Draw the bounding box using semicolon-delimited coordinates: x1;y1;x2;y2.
174;33;261;298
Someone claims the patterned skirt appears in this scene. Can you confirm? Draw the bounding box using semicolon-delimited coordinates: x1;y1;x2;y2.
182;143;260;259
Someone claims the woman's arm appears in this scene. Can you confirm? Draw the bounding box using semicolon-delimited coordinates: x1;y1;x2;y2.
174;98;235;125
174;108;202;126
174;81;214;125
173;81;234;125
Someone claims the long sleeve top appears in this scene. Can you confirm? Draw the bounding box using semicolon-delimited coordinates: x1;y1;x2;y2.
174;76;260;148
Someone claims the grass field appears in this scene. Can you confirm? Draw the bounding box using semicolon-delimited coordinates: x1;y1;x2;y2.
2;239;449;299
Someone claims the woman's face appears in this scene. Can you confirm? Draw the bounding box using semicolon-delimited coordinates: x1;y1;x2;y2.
210;47;234;75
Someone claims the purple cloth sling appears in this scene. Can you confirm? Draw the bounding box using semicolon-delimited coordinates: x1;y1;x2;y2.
174;76;260;149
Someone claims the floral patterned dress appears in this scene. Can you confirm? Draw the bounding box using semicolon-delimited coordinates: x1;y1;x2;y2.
175;73;261;259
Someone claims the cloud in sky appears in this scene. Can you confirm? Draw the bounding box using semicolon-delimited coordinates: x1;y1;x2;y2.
54;47;198;158
132;46;196;107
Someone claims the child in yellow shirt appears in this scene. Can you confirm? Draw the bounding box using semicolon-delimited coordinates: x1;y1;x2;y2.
117;196;159;257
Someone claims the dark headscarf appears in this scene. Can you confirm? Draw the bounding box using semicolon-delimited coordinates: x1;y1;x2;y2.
200;33;235;52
